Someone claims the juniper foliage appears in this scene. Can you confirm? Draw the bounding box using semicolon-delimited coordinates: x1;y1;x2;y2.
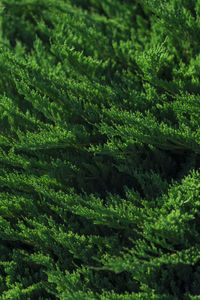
0;0;200;299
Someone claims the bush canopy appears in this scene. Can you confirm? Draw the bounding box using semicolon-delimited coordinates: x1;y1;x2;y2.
0;0;200;299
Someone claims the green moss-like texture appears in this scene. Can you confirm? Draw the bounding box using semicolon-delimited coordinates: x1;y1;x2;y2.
0;0;200;299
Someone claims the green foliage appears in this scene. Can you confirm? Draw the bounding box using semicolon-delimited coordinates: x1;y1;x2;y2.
0;0;200;298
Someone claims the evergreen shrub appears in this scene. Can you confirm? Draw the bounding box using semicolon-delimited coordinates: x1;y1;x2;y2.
0;0;200;299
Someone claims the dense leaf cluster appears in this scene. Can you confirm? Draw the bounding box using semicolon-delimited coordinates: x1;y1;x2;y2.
0;0;200;299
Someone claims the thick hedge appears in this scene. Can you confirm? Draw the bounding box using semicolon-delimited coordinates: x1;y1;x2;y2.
0;0;200;299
